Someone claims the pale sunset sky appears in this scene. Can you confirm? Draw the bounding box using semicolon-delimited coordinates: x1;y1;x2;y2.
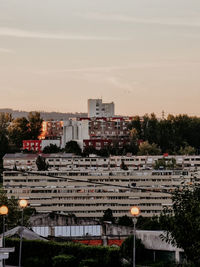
0;0;200;116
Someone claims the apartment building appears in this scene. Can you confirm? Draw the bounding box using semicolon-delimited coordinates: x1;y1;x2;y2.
88;99;115;118
4;169;194;218
3;153;200;219
78;116;131;150
4;153;200;172
39;121;64;140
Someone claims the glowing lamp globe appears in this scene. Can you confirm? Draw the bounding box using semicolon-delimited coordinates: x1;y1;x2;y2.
130;206;140;216
19;199;28;208
0;205;8;215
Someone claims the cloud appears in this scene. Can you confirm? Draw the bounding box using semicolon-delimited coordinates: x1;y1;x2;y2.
36;63;163;75
0;47;14;53
0;27;127;41
82;13;200;28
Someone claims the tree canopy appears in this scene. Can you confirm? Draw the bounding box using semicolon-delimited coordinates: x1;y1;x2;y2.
43;144;61;153
8;112;43;149
101;208;115;224
129;113;200;154
36;155;48;171
65;141;82;155
161;184;200;265
0;190;35;232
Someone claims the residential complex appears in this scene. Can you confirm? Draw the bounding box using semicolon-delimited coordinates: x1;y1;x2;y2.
3;153;200;219
88;99;115;118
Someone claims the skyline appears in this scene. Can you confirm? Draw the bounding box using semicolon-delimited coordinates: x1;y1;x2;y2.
0;0;200;116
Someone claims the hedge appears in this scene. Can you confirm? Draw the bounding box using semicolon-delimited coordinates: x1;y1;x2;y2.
6;238;121;267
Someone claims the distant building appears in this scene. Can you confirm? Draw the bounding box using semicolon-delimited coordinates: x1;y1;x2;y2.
3;153;200;219
23;140;61;153
88;99;115;118
62;120;90;149
39;121;64;140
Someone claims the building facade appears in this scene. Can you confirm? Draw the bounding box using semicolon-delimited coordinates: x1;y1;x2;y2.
3;153;200;219
88;99;115;118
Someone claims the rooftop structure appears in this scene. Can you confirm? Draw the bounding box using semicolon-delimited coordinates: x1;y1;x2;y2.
88;99;115;118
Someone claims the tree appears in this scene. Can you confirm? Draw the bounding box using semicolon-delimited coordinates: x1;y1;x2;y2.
8;112;43;149
154;158;176;170
43;144;61;153
120;160;128;170
0;190;35;232
36;155;48;171
179;145;196;155
136;215;162;230
65;141;82;155
137;141;161;155
101;208;115;224
28;112;43;140
120;235;145;265
8;117;30;148
118;215;132;227
161;184;200;265
0;113;12;158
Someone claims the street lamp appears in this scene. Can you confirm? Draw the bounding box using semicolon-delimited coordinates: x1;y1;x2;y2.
18;199;28;267
130;206;140;267
0;205;8;267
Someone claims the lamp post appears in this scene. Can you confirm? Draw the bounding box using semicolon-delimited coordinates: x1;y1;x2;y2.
130;206;140;267
0;205;8;267
18;199;28;267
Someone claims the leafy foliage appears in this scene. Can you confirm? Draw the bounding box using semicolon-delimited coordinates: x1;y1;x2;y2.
120;160;128;170
138;141;161;156
161;184;200;265
43;144;61;153
65;141;82;155
52;254;76;267
8;112;43;149
101;208;115;224
117;215;133;227
136;216;163;230
6;239;121;267
154;158;176;170
129;114;200;154
0;190;35;232
120;235;145;264
36;155;48;171
178;145;196;155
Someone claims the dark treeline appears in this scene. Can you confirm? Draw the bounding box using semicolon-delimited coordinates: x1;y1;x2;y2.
129;113;200;155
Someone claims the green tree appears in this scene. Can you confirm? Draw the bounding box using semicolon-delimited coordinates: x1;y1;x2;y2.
118;215;132;227
120;235;145;265
0;190;35;232
137;141;161;155
8;112;43;149
120;160;128;170
101;208;115;224
36;155;48;171
161;184;200;265
154;158;176;170
28;112;43;140
8;117;30;148
0;113;12;157
179;145;196;155
65;141;82;155
136;215;162;230
43;144;61;153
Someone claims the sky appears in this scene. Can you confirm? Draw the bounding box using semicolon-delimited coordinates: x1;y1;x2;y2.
0;0;200;116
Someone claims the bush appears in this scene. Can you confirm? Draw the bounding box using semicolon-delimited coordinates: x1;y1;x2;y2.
79;258;98;267
6;238;121;267
52;255;76;267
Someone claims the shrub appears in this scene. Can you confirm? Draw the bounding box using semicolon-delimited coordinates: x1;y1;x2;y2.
52;254;76;267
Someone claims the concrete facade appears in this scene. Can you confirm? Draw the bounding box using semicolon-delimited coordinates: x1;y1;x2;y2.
88;99;115;118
